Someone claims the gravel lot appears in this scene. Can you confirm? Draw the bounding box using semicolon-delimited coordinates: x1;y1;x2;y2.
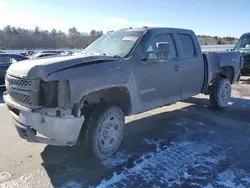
0;79;250;188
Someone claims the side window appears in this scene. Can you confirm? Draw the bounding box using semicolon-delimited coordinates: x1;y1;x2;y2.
0;57;12;64
145;33;177;59
178;34;195;57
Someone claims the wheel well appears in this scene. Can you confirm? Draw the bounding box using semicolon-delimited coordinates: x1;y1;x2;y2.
82;87;132;116
212;66;234;84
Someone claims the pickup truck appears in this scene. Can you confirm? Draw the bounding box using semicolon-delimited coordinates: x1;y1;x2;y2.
233;32;250;74
3;27;243;160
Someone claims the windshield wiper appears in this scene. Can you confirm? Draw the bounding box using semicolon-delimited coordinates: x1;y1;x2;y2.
82;51;123;59
83;52;107;56
112;55;123;60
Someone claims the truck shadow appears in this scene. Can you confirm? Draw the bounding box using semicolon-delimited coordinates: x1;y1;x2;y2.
40;96;250;187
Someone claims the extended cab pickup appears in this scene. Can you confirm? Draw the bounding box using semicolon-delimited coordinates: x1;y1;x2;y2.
233;32;250;74
3;27;243;160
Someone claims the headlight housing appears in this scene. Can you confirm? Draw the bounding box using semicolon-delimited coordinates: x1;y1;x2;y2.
40;80;70;107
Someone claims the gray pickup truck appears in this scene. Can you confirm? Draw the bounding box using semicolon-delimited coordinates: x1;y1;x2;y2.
3;27;243;160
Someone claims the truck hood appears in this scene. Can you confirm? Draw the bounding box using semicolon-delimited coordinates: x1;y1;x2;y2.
7;55;118;79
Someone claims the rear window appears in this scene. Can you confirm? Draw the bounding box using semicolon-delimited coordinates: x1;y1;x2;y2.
178;34;195;57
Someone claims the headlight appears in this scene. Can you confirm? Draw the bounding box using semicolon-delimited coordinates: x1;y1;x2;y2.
40;81;58;106
40;80;70;107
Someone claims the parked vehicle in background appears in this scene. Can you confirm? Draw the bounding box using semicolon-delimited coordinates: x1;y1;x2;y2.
61;50;74;56
233;32;250;74
3;27;243;160
20;50;35;57
31;52;58;59
0;53;28;85
40;50;64;54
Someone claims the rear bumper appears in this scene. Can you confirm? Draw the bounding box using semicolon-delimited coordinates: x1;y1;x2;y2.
3;92;85;146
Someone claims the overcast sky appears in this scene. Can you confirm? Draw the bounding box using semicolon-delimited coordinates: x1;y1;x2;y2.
0;0;249;37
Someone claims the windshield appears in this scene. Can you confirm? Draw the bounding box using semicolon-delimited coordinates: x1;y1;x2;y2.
83;31;143;57
234;35;250;53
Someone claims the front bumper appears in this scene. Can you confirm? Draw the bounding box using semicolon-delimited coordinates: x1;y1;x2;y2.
3;92;85;146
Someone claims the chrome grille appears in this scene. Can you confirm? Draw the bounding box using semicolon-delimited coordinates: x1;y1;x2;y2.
5;75;39;90
5;74;40;108
6;88;33;105
8;78;33;87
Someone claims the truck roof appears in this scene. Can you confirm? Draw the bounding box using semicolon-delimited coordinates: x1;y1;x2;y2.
117;27;193;33
241;32;250;37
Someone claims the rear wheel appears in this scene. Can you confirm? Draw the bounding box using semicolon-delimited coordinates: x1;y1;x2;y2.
210;78;231;108
83;104;125;160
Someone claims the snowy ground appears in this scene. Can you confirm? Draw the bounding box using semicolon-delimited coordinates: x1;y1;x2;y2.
1;81;250;188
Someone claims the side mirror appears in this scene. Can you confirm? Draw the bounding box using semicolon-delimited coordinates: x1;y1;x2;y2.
156;42;170;60
141;42;170;62
141;51;158;61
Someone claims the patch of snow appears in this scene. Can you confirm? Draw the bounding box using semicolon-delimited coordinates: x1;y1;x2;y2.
198;122;205;125
0;104;4;107
217;170;236;187
95;140;221;187
204;183;214;188
183;171;191;179
237;184;247;188
176;122;184;126
241;176;250;183
0;172;11;183
190;182;202;187
61;181;82;188
0;168;50;188
102;151;132;168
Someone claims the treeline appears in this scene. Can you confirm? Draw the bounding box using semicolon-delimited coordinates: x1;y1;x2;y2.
197;35;238;45
0;25;104;49
0;25;238;49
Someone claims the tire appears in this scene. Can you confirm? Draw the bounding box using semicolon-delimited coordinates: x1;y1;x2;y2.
209;78;232;108
83;104;125;160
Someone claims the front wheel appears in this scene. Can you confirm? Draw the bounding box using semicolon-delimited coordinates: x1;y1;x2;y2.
210;78;232;108
83;105;125;160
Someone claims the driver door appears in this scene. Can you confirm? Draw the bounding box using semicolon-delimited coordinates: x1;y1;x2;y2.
134;30;183;111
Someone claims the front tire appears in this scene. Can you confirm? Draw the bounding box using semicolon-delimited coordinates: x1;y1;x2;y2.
83;105;125;160
210;78;232;108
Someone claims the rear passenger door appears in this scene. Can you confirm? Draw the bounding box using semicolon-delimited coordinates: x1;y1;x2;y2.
176;32;204;99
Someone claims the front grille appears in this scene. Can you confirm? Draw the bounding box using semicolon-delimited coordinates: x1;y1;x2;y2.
5;75;39;90
5;74;40;108
8;78;33;87
7;88;32;105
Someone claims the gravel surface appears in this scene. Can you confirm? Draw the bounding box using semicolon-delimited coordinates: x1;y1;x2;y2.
0;81;250;188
